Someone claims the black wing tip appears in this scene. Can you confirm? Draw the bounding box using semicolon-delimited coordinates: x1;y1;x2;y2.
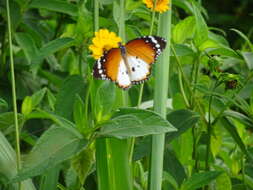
92;54;108;80
139;36;167;59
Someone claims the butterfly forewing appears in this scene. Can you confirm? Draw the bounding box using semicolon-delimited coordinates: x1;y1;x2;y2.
126;36;166;64
93;48;121;81
125;36;167;83
93;48;131;89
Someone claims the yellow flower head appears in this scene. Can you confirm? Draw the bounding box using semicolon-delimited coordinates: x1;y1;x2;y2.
89;29;122;59
143;0;170;13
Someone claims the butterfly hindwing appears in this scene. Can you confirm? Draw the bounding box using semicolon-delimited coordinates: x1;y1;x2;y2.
117;59;131;88
127;56;151;83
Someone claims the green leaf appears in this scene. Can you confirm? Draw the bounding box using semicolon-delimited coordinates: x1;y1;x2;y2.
15;33;38;63
172;44;195;57
223;110;253;128
220;118;249;157
38;70;63;87
73;95;86;133
95;81;116;119
55;75;86;120
173;16;195;44
181;171;222;190
113;1;121;29
27;109;76;129
75;4;93;43
166;109;200;143
210;126;222;157
164;149;187;186
29;0;78;16
21;96;33;115
0;112;24;130
216;173;232;190
39;166;60;190
31;88;47;108
98;108;176;139
72;148;94;183
0;98;8;109
192;2;208;47
0;131;36;190
241;52;253;70
9;1;22;30
198;39;220;51
33;38;75;63
231;28;253;51
12;125;87;182
133;109;199;161
206;46;240;58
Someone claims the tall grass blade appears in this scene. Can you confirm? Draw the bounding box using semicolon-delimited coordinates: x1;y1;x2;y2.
6;0;21;189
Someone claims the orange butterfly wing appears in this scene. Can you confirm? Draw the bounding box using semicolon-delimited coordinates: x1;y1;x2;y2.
93;48;121;81
93;48;131;89
125;36;167;83
126;36;166;64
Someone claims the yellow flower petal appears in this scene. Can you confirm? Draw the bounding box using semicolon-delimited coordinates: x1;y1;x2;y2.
89;29;122;59
143;0;170;13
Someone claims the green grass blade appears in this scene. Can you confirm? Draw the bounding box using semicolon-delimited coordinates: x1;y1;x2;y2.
6;0;21;189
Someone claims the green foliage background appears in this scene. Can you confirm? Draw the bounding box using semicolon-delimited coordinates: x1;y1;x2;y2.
1;0;253;190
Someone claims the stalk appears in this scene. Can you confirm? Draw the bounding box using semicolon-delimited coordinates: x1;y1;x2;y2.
118;0;128;106
137;0;157;107
148;5;172;190
205;95;213;171
205;81;219;171
94;0;99;32
6;0;21;189
93;1;111;190
106;1;133;190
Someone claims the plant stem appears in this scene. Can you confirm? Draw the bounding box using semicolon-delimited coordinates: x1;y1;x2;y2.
94;0;99;31
119;0;125;42
118;0;128;106
205;95;213;171
137;0;157;108
191;53;200;108
6;0;21;189
171;45;190;107
205;81;219;172
149;6;172;190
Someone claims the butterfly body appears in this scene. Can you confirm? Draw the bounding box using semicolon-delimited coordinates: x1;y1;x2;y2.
93;36;166;89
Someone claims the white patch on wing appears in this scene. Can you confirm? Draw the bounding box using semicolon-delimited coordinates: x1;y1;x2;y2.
127;56;150;82
117;59;131;88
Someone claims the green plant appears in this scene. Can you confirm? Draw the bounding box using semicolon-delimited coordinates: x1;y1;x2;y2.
1;0;253;190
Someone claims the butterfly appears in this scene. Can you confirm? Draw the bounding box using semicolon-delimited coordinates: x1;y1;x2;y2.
92;36;167;89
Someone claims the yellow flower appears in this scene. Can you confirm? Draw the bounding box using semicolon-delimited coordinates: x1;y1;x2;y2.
143;0;170;13
89;29;122;59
